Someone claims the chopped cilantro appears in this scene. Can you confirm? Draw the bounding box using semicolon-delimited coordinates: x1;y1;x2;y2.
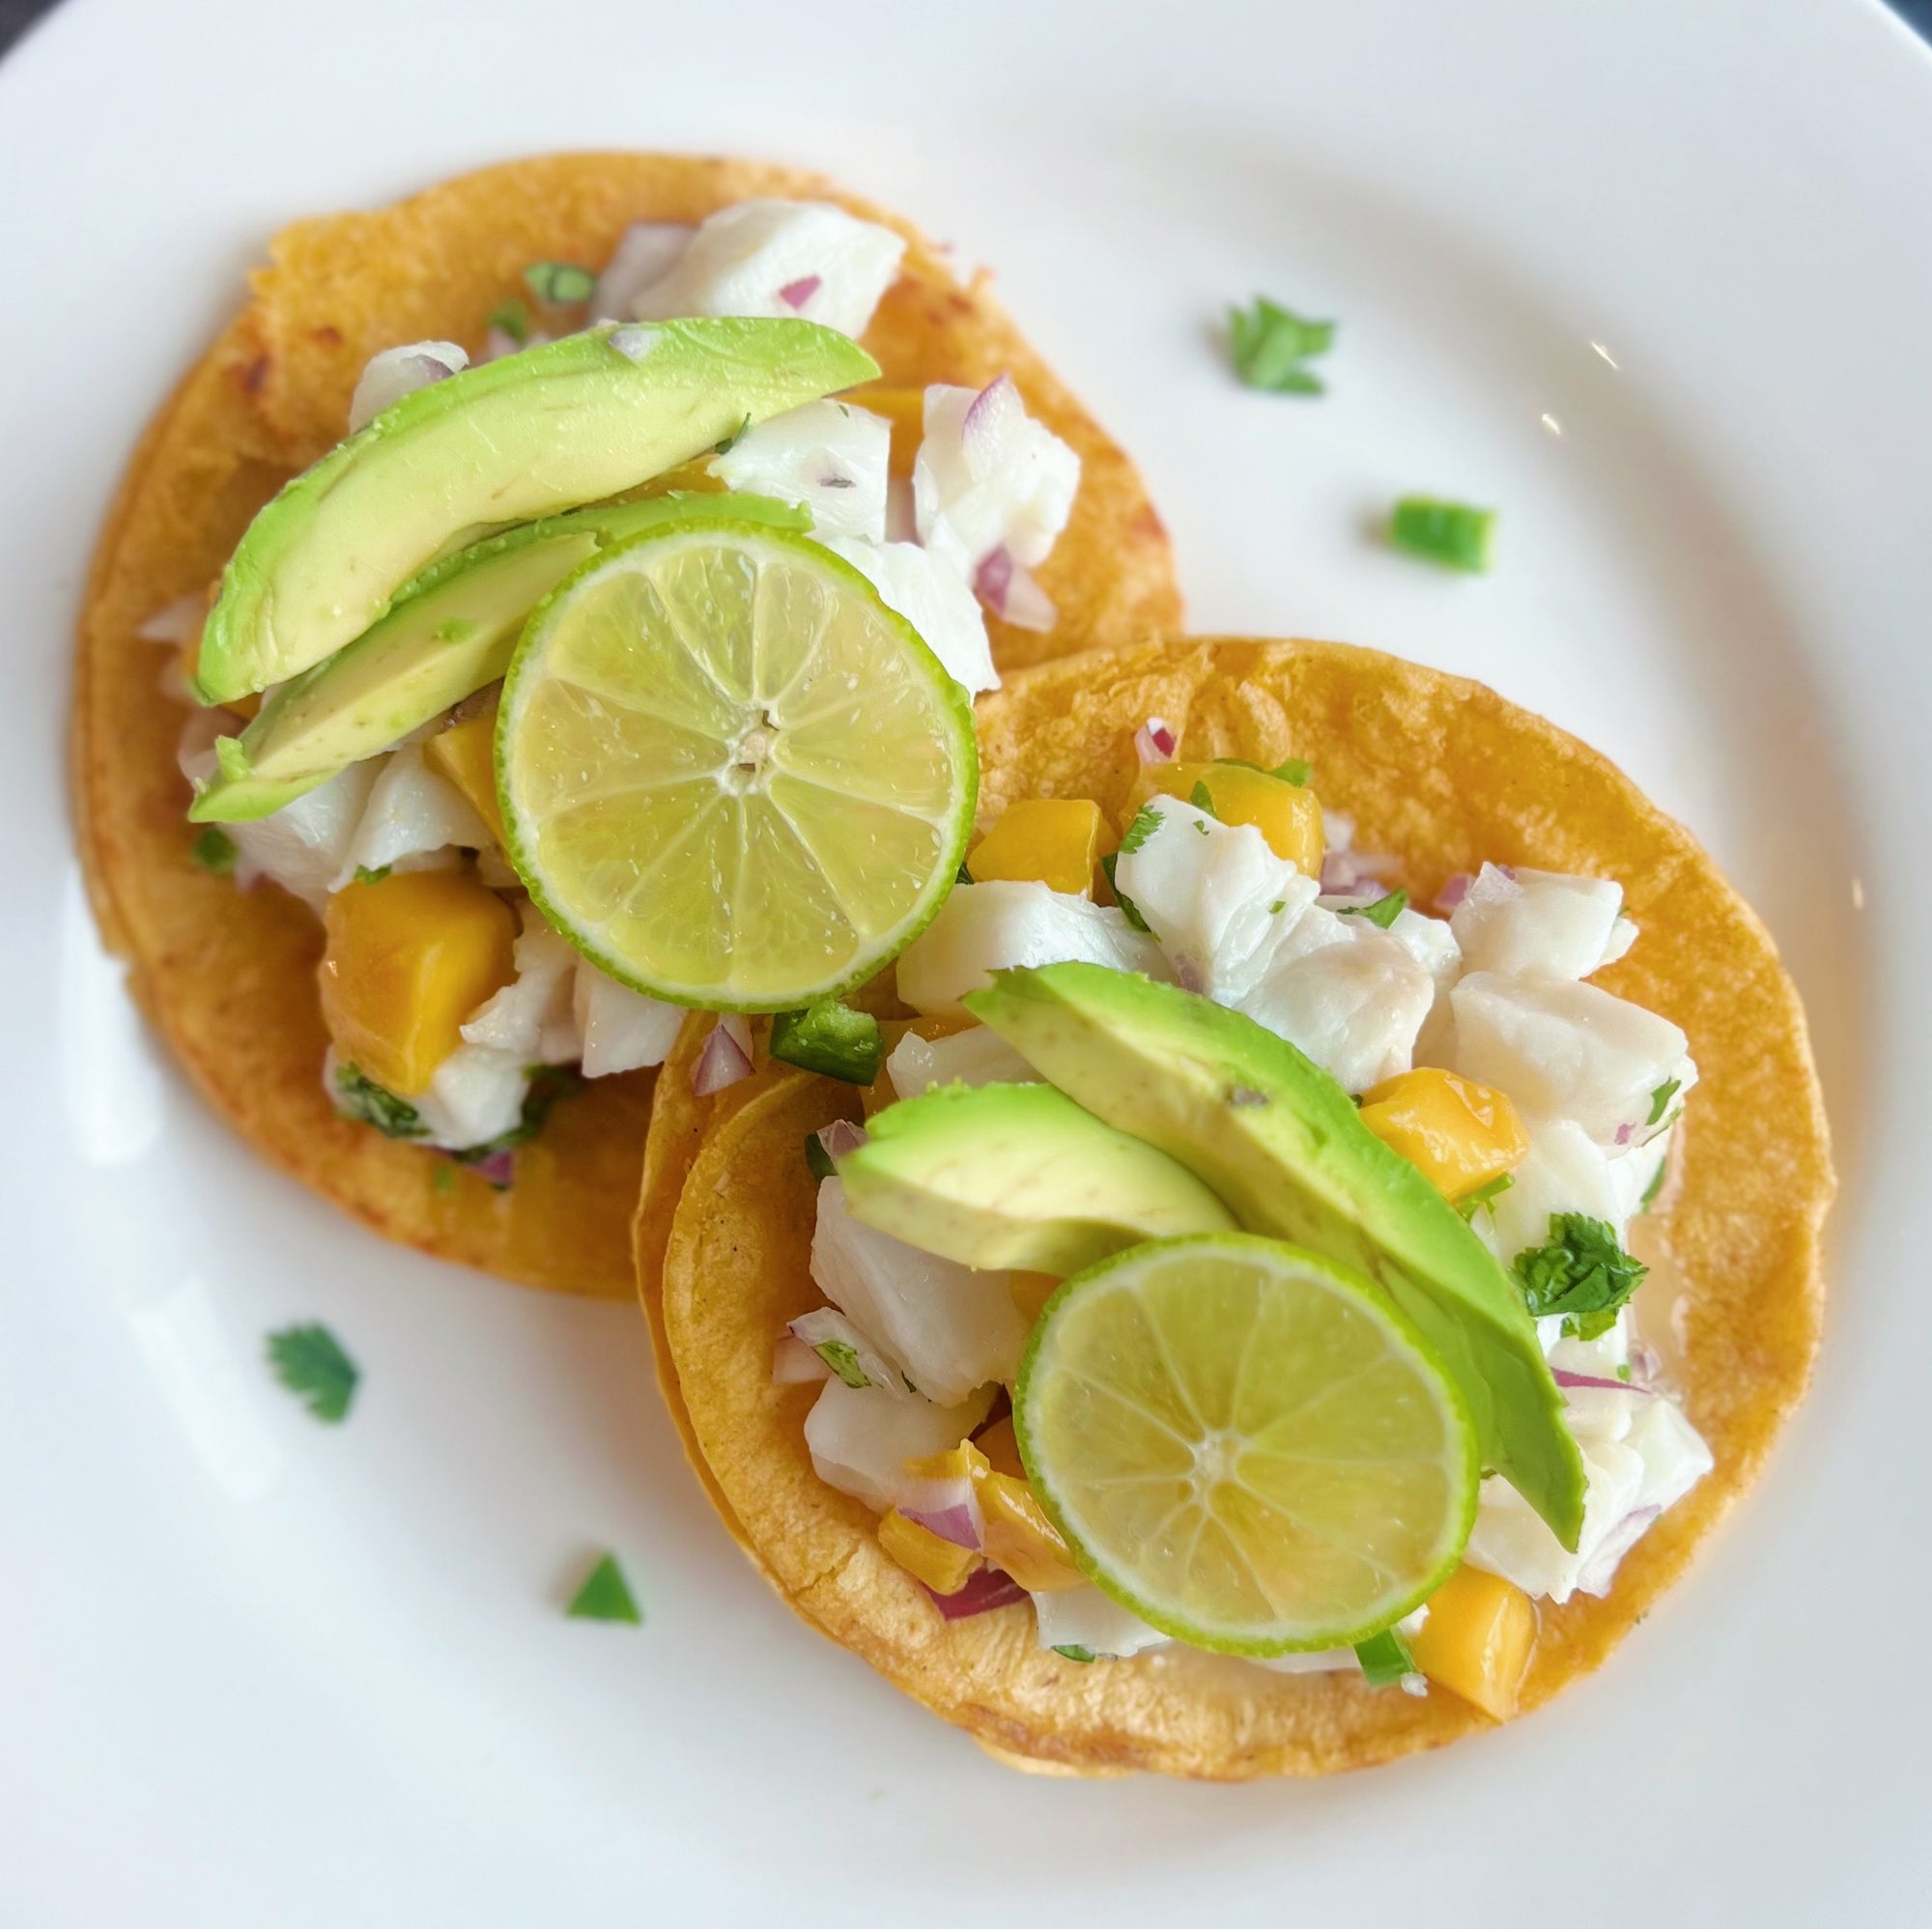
1639;1156;1669;1212
488;298;531;344
1228;296;1336;395
449;1065;586;1165
566;1552;642;1625
189;826;237;875
1099;854;1151;932
770;999;883;1086
431;1160;455;1196
1189;780;1218;819
1616;1363;1633;1383
333;1063;429;1140
814;1340;871;1389
522;261;595;306
1268;898;1287;916
1051;1644;1098;1663
1273;756;1313;787
1353;1625;1417;1688
1455;1172;1515;1222
266;1322;358;1423
1390;496;1495;573
803;1130;838;1180
714;411;752;455
1341;888;1407;930
1647;1078;1682;1126
353;864;392;886
955;861;975;885
1117;802;1162;855
1512;1213;1648;1342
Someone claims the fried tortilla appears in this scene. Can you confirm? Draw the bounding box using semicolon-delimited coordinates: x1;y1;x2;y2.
72;153;1181;1297
649;637;1833;1773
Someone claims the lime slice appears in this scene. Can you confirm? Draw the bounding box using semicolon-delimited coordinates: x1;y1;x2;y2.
497;522;977;1010
1015;1234;1477;1654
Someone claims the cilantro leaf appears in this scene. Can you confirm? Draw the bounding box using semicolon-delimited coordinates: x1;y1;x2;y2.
1273;756;1313;787
522;261;595;306
266;1323;358;1423
713;411;752;455
1639;1156;1669;1212
566;1552;642;1625
1647;1078;1681;1126
1512;1213;1648;1342
1353;1625;1418;1688
189;826;237;875
1228;297;1337;394
431;1160;455;1196
333;1063;429;1140
1051;1644;1098;1663
1455;1172;1515;1222
803;1130;838;1180
488;298;531;344
770;998;883;1086
1189;780;1218;819
1390;496;1496;572
1341;888;1407;930
1268;898;1287;915
814;1339;872;1389
955;861;975;885
1099;853;1151;932
1117;801;1162;855
353;864;391;886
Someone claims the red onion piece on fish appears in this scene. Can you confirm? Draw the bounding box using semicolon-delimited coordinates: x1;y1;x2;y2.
999;562;1057;633
593;220;694;321
814;1119;867;1161
1552;1367;1653;1396
1435;872;1473;911
1134;718;1177;764
974;545;1013;614
924;1567;1028;1619
778;274;822;310
960;372;1018;464
903;1502;982;1550
692;1015;753;1095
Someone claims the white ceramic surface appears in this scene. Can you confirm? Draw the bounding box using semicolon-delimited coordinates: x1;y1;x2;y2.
3;0;1927;1920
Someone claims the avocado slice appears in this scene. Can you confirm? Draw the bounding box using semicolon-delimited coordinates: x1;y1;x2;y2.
965;962;1586;1547
839;1081;1236;1275
189;493;807;823
195;318;879;704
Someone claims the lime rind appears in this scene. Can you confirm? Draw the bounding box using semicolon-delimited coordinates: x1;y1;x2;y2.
1013;1232;1479;1656
496;520;978;1012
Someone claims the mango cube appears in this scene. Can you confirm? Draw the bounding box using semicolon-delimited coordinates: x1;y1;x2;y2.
423;699;506;846
877;1506;983;1594
978;1471;1085;1592
968;798;1111;898
1358;1067;1528;1202
1408;1565;1537;1720
1122;760;1324;876
319;869;518;1095
902;1440;990;1487
842;383;924;477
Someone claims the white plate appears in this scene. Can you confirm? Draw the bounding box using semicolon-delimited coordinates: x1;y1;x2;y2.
4;0;1926;1918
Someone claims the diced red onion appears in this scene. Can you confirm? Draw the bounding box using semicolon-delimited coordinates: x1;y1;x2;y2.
692;1014;754;1095
974;545;1013;613
772;1336;832;1385
1321;848;1397;896
1134;718;1177;764
1629;1340;1663;1389
778;274;822;310
592;220;693;321
1552;1367;1653;1396
903;1502;982;1551
899;1465;983;1548
1171;952;1206;995
960;372;1019;468
469;1149;516;1188
1576;1505;1662;1598
999;561;1057;633
1435;872;1473;911
814;1119;867;1161
924;1567;1028;1619
1614;1121;1635;1147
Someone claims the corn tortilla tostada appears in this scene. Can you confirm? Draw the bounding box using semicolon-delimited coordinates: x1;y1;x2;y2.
73;152;1180;1298
647;636;1832;1776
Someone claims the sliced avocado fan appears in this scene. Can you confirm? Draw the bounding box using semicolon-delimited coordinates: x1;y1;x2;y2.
194;318;879;705
838;1080;1236;1275
965;961;1587;1548
189;493;808;823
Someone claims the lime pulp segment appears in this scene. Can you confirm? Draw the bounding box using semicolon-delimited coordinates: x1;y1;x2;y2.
1015;1234;1478;1654
497;523;978;1010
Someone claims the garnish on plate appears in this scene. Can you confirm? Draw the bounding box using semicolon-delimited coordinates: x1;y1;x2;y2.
565;1552;643;1625
266;1322;359;1424
1227;296;1337;394
1390;496;1496;572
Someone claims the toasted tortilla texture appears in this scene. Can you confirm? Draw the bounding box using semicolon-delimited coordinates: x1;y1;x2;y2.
655;638;1833;1775
72;153;1180;1297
